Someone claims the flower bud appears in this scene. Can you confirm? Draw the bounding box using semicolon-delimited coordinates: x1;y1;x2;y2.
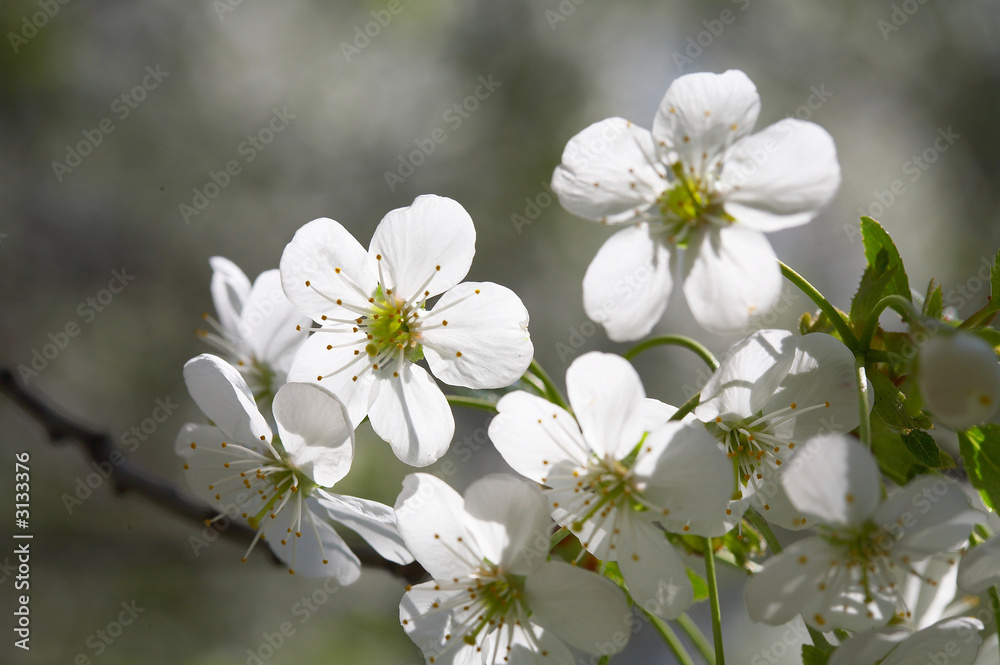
917;332;1000;430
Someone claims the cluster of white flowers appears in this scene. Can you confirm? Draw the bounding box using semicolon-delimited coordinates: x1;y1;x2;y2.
171;70;1000;665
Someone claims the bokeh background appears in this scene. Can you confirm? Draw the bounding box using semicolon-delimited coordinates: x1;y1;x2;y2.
2;0;999;663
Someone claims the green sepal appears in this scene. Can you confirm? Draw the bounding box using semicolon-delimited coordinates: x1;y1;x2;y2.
923;278;944;320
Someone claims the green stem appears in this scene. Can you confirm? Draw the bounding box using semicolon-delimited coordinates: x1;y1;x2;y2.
549;526;571;550
444;395;498;413
744;507;781;554
670;392;701;421
518;370;549;398
528;358;570;411
624;335;720;371
703;538;726;665
676;613;716;665
642;609;697;665
855;353;872;449
779;261;858;350
858;294;922;352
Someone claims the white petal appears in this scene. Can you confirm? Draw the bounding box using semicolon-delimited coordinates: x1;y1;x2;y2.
175;423;246;507
782;434;881;529
749;472;812;531
551;117;663;224
681;224;782;333
240;269;311;376
743;536;840;626
316;491;413;565
695;329;795;422
209;256;252;336
874;476;986;557
652;70;761;171
763;332;861;440
805;584;896;632
462;474;552;575
369;362;454;467
279;217;377;323
399;582;468;660
582;223;675;342
272;383;354;487
490;391;590;484
902;557;960;629
265;498;361;583
959;534;1000;593
918;332;1000;430
975;634;999;665
286;330;375;435
182;354;272;445
394;473;478;579
829;625;909;665
525;561;631;655
566;352;647;459
507;627;575;665
881;617;984;665
632;421;733;530
421;282;533;389
719;119;841;232
369;195;475;301
615;512;693;619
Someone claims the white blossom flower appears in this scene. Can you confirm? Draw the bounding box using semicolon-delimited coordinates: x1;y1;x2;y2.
176;354;412;581
958;533;1000;593
280;195;533;467
917;332;1000;430
489;351;732;619
744;434;985;631
395;473;632;664
198;256;310;401
693;329;861;533
828;616;984;665
974;634;999;665
551;69;840;336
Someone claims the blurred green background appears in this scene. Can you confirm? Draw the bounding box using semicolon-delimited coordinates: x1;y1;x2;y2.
2;0;999;663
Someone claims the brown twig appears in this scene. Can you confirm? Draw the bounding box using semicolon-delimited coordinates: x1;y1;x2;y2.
0;368;427;585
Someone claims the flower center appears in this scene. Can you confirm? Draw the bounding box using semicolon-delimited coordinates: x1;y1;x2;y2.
655;162;732;246
360;284;424;365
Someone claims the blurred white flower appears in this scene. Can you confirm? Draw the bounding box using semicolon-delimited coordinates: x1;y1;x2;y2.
829;616;983;665
958;533;1000;593
280;194;533;467
395;473;631;664
177;354;412;581
551;69;840;336
489;351;731;619
917;331;1000;430
744;434;984;631
198;256;310;402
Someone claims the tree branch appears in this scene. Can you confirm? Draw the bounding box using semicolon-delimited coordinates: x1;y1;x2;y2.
0;368;428;585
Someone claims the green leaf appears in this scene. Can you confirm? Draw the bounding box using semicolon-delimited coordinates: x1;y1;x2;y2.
901;430;942;467
870;369;932;432
923;279;943;320
959;425;1000;510
802;643;834;665
850;249;895;331
686;567;709;603
872;417;919;485
860;216;910;301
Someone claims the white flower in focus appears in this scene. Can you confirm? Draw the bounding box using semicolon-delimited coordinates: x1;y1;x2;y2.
198;257;310;401
744;434;985;631
958;533;1000;593
489;351;732;619
828;616;983;665
280;195;533;467
176;354;412;581
551;69;841;336
694;329;861;533
917;332;1000;430
395;473;632;665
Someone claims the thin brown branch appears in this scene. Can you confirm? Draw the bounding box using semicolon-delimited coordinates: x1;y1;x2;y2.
0;368;428;585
